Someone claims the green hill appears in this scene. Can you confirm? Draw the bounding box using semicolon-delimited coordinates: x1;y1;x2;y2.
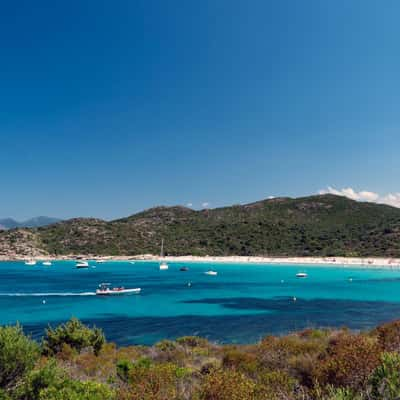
2;194;400;257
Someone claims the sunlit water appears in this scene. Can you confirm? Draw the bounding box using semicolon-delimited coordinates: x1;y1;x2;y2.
1;260;400;345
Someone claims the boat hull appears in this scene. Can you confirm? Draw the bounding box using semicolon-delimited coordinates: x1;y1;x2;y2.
96;288;141;296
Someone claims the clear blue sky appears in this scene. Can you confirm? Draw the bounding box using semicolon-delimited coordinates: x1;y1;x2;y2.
1;0;400;220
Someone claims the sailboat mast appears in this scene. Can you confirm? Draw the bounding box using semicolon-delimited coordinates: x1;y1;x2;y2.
160;238;164;258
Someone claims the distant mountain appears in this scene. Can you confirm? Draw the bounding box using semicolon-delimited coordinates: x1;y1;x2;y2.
0;216;62;230
1;194;400;258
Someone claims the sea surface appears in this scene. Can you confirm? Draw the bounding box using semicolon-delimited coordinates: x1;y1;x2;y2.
1;260;400;345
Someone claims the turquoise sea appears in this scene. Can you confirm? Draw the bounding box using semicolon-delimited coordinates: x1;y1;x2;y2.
1;260;400;345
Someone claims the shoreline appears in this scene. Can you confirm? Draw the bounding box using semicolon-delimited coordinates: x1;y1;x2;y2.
1;255;400;268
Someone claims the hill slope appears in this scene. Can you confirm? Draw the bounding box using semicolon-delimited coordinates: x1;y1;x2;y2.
2;194;400;257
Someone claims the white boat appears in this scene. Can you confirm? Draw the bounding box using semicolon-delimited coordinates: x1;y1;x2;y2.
205;270;218;276
159;261;168;270
76;261;89;269
296;272;308;278
25;260;37;266
42;261;52;266
159;239;169;270
96;283;141;296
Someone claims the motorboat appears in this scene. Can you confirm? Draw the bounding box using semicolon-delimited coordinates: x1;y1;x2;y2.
96;283;141;296
42;261;52;266
296;272;308;278
159;239;169;270
159;262;169;270
180;266;189;271
25;260;37;266
205;270;217;276
76;261;89;269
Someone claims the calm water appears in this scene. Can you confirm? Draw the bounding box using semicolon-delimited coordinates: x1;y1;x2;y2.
1;260;400;345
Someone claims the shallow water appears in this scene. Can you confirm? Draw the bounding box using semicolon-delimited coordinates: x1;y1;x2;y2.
1;260;400;345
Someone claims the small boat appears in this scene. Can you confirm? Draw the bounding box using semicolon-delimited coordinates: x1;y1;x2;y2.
42;261;52;266
76;261;89;269
25;260;37;266
96;260;105;264
296;272;308;278
96;283;141;296
205;270;217;276
180;266;189;271
159;262;168;270
159;239;169;270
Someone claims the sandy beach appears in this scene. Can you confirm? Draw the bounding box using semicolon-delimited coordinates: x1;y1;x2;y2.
134;255;400;268
2;254;400;268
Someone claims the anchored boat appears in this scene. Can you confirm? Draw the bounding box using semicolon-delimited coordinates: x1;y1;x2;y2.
76;261;89;269
96;283;141;296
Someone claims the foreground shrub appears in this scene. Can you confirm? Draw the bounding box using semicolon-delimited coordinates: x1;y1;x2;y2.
38;379;115;400
314;333;381;391
13;360;62;400
322;387;362;400
0;389;10;400
255;370;298;399
117;358;192;400
222;348;258;376
0;324;39;390
375;320;400;353
153;340;186;364
199;369;256;400
42;318;105;356
176;336;209;348
258;334;326;372
369;352;400;400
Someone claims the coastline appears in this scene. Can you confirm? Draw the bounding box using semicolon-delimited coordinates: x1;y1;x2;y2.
1;254;400;268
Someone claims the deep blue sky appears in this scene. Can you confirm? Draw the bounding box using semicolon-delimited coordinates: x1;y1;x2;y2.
1;1;400;220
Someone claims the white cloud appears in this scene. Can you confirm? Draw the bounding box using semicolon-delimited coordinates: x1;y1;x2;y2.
201;202;210;208
186;203;193;207
319;186;400;208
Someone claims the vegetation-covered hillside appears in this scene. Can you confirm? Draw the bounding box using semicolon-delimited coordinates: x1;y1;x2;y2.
2;318;400;399
2;194;400;257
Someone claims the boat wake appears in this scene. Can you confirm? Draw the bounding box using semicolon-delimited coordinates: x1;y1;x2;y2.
0;292;96;297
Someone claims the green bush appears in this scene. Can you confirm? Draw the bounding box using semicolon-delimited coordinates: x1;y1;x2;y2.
323;387;362;400
38;380;115;400
42;318;105;356
116;359;135;382
0;324;39;390
13;360;62;400
370;352;400;400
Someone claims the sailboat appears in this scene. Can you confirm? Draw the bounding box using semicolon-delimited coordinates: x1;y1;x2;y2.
159;239;169;270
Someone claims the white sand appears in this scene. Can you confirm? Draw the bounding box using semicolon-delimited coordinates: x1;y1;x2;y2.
2;254;400;269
